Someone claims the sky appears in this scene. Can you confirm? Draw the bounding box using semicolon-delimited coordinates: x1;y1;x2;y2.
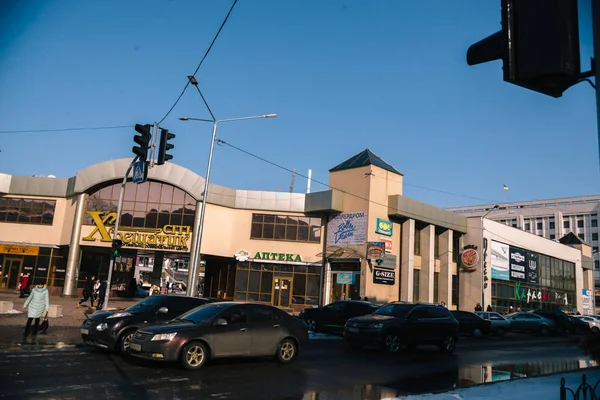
0;0;598;208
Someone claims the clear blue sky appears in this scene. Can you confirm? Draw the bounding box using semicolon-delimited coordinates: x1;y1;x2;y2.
0;0;597;208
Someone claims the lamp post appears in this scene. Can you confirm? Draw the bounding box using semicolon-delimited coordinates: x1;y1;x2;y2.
481;205;499;310
179;114;276;297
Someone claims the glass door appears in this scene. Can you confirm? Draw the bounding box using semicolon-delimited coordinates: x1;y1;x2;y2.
2;258;23;289
272;277;292;307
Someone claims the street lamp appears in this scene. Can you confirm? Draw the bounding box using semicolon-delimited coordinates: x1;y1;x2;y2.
179;113;276;296
481;205;499;310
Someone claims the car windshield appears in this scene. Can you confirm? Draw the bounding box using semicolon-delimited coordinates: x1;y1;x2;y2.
177;303;231;323
125;296;164;312
373;303;413;318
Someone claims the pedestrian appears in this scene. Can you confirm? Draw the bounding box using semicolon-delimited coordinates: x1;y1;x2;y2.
22;279;49;337
440;301;447;308
93;279;100;309
77;275;95;308
19;273;30;298
486;305;492;312
474;303;482;312
96;280;107;310
363;296;369;302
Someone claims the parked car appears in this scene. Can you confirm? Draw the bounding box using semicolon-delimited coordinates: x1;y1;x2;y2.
128;302;308;370
531;309;573;334
343;302;459;354
569;316;592;335
505;312;556;336
451;311;492;337
475;311;512;336
298;300;379;333
575;316;600;333
80;295;212;353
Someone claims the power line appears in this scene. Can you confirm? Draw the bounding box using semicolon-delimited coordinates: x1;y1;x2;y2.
157;0;239;124
0;125;131;134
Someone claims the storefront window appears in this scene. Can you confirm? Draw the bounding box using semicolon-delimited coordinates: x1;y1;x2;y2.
250;214;321;243
433;272;439;303
0;197;56;225
452;275;458;306
413;269;420;302
414;227;421;255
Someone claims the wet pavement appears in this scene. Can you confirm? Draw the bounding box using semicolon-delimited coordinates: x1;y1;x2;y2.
0;338;595;400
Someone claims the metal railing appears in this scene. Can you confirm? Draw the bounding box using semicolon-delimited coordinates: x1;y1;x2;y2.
560;374;600;400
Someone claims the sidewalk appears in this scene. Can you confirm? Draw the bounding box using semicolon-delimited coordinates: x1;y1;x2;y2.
0;290;138;348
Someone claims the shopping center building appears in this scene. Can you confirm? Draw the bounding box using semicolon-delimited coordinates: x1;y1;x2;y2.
0;149;594;313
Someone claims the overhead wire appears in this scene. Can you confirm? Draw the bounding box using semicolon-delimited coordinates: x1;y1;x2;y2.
0;125;131;134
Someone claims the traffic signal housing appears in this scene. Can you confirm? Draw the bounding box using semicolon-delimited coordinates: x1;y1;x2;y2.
156;128;175;165
132;124;152;161
111;239;123;257
466;0;581;98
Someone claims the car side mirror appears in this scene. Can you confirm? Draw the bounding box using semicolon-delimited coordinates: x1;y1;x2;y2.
215;318;228;326
157;307;169;314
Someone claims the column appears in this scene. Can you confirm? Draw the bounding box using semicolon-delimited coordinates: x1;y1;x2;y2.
153;252;165;288
62;193;87;297
439;229;453;306
186;200;203;295
400;219;415;301
419;224;435;303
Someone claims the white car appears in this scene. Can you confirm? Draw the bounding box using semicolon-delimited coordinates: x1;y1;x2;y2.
576;316;600;333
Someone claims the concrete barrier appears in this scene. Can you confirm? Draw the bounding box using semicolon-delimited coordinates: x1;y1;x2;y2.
47;304;63;318
0;301;13;313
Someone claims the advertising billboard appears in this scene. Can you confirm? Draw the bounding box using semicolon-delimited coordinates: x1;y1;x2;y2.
490;240;510;281
509;246;527;282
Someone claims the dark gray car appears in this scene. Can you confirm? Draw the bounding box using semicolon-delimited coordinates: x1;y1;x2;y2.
129;302;309;370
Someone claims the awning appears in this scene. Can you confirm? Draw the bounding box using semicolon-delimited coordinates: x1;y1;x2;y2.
0;241;60;249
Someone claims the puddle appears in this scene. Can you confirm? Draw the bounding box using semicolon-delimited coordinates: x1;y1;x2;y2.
302;358;599;399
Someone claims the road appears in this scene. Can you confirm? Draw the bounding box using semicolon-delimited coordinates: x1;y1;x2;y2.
0;337;591;400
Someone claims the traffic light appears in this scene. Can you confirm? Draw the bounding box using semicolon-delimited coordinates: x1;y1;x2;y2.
132;124;152;161
111;239;123;257
466;0;581;98
156;128;175;165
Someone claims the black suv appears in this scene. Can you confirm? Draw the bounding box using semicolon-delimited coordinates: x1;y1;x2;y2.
298;300;379;333
80;295;212;353
343;302;459;353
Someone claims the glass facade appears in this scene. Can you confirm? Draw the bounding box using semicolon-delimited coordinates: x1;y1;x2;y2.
491;253;576;314
0;197;56;225
250;214;321;243
0;247;66;294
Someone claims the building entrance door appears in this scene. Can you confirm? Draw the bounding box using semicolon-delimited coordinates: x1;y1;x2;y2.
272;277;292;307
2;257;23;289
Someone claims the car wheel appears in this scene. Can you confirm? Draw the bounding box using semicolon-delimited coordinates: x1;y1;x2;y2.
180;341;209;371
306;318;317;332
472;328;482;337
439;334;456;354
118;329;136;354
383;333;401;353
539;325;550;337
276;338;298;364
592;326;599;334
496;328;506;337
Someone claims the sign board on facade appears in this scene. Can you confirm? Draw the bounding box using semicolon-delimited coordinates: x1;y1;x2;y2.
527;252;539;285
459;245;479;272
0;244;40;256
337;273;355;284
366;242;385;260
377;254;396;270
508;246;527;282
373;269;395;285
326;212;367;246
583;289;592;312
491;240;510;281
82;211;192;251
380;236;392;253
253;252;302;262
375;218;393;236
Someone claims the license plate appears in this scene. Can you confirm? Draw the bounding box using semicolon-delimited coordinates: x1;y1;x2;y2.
80;329;89;335
347;327;359;333
130;343;142;352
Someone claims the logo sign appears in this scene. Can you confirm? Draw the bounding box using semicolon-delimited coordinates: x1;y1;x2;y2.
253;252;302;262
327;212;367;246
132;160;147;184
375;218;393;236
509;246;527;282
373;269;395;285
527;252;539;284
515;281;569;305
460;245;479;272
82;211;191;251
366;242;386;260
380;236;392;253
337;273;355;284
376;254;396;270
234;250;249;262
0;244;39;256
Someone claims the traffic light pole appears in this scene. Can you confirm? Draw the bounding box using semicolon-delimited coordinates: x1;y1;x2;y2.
102;155;139;311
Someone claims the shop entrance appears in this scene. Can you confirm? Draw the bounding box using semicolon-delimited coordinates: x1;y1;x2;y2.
2;257;23;289
273;277;292;307
328;260;362;303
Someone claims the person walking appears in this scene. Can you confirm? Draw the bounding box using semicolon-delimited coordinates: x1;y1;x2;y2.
77;276;95;308
22;280;49;337
92;279;100;310
19;273;30;298
474;303;483;312
96;280;107;310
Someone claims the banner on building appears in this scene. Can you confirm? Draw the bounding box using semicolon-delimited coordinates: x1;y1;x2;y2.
527;252;539;285
373;269;395;285
583;289;592;313
508;246;527;282
326;212;367;246
366;242;385;260
490;240;510;281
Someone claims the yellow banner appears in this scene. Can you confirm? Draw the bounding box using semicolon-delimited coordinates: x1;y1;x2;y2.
0;244;40;256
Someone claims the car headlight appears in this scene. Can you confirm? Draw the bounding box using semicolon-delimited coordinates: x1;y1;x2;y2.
371;323;384;329
107;312;133;319
96;323;108;332
151;332;177;342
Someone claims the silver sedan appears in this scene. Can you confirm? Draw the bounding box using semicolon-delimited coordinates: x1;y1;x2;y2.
476;312;512;336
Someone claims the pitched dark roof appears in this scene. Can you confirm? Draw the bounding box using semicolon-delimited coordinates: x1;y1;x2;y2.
329;149;403;175
558;232;588;246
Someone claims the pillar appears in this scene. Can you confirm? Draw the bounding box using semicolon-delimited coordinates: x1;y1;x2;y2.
62;193;87;297
186;199;203;295
439;229;453;306
153;252;165;288
420;225;435;303
400;219;415;301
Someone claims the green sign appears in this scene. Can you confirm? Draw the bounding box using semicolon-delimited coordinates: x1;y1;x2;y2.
254;252;302;262
375;218;393;236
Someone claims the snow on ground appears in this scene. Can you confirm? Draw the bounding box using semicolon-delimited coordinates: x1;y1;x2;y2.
386;368;600;400
0;309;23;315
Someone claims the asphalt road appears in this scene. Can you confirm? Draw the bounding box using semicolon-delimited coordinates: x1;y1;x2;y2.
0;338;592;400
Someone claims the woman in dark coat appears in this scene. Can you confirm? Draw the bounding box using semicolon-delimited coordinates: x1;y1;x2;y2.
96;280;107;310
77;276;95;308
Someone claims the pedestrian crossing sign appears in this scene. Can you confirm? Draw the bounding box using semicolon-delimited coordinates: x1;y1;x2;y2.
132;161;147;184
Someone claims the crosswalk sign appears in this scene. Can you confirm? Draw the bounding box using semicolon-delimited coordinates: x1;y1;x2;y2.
132;161;147;184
